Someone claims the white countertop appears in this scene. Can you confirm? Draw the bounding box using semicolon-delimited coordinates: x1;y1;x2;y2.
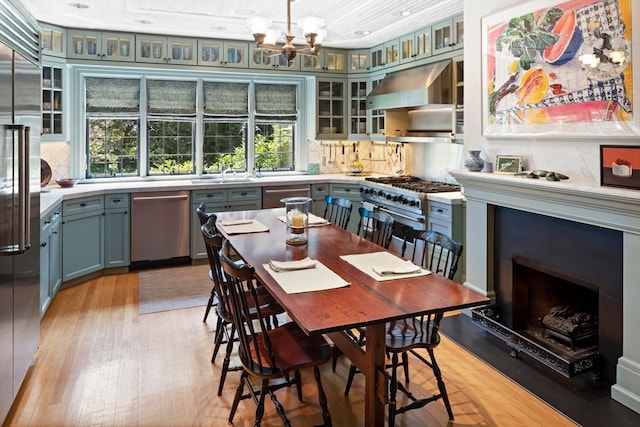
40;173;465;217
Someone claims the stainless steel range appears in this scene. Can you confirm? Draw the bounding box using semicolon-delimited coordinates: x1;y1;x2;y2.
359;176;461;253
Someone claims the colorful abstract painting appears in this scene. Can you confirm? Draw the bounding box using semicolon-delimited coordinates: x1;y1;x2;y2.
482;0;638;137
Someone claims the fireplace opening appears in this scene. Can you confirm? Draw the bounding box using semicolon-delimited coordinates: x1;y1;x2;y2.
512;257;598;357
472;206;622;383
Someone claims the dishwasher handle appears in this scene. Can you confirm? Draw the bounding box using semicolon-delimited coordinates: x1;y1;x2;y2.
132;194;189;202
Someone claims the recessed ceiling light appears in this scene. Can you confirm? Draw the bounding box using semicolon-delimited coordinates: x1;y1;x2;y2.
68;2;89;8
136;20;153;25
399;10;412;17
211;26;227;31
355;30;371;36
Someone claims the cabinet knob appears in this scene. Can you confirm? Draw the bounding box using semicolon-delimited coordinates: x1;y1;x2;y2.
41;242;47;247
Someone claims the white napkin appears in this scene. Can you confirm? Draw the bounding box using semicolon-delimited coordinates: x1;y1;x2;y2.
268;257;317;272
276;213;330;226
219;219;253;226
371;260;423;276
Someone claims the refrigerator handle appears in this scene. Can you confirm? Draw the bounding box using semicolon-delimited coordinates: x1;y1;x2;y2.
7;124;31;253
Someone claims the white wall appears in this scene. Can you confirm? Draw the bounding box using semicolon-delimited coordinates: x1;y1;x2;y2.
463;0;640;186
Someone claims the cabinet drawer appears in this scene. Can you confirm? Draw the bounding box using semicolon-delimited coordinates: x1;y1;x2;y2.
192;189;226;204
329;184;360;200
63;196;104;216
105;193;129;209
311;183;330;198
428;202;451;222
228;187;261;202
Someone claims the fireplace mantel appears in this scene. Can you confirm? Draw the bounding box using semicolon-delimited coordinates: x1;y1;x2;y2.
450;170;640;415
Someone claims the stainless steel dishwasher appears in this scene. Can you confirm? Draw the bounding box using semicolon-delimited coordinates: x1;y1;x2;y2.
262;185;311;208
131;191;190;262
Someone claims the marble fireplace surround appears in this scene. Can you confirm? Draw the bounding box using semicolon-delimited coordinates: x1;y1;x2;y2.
450;170;640;415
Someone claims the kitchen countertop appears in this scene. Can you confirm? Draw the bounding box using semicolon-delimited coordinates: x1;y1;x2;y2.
39;173;464;217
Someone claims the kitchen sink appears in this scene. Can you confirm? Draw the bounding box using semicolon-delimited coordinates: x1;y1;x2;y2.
190;177;253;184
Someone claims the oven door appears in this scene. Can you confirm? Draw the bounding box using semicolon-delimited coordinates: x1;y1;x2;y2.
373;204;426;257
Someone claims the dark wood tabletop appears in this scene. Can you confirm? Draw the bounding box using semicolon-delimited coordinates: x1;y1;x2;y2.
215;208;490;426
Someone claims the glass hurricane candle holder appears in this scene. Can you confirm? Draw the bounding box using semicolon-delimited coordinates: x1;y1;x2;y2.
281;197;312;246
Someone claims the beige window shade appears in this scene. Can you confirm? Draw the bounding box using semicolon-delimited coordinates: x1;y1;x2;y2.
86;77;140;113
203;81;249;116
147;80;197;115
255;83;297;117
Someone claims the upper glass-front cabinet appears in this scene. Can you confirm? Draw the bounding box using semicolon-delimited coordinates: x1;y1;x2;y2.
348;50;369;73
249;48;300;70
67;30;134;62
301;49;347;73
400;26;432;64
136;36;197;65
41;25;65;58
198;40;248;68
42;62;64;140
432;15;464;55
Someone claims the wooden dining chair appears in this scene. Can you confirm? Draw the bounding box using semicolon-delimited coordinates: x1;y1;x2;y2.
219;239;333;427
332;207;396;370
196;202;218;323
322;195;353;229
200;216;285;396
344;226;464;425
356;207;395;249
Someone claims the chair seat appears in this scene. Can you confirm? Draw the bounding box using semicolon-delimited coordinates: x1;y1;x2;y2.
385;319;441;352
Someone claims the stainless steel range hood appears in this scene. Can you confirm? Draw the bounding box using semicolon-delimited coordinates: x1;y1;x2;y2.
366;60;453;111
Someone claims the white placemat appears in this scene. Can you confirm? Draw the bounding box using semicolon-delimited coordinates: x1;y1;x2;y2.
263;260;350;294
340;251;430;282
276;213;330;227
217;219;269;235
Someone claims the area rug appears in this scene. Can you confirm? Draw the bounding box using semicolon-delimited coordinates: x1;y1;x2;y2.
138;263;212;314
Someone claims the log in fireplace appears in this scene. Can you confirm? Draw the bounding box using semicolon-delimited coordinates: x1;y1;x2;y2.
471;206;622;383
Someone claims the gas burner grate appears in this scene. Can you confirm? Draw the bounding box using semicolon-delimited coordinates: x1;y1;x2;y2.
365;176;460;193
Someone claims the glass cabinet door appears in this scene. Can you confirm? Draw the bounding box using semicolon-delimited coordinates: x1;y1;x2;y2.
317;79;346;137
102;33;134;62
349;80;368;135
42;64;63;140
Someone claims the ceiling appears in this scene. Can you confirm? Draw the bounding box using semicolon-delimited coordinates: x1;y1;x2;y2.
19;0;463;49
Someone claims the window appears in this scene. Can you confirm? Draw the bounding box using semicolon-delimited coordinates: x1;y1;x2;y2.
202;81;249;173
85;77;140;178
82;72;302;179
146;79;197;176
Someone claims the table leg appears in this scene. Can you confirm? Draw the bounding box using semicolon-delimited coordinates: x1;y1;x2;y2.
364;323;386;427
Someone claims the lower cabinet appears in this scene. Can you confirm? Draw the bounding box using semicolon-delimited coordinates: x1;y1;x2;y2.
40;203;62;317
104;194;130;268
427;200;464;281
61;196;105;282
311;183;330;217
190;188;262;260
329;183;362;234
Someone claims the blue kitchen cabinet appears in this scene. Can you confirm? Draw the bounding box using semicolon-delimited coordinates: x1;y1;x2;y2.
62;196;105;282
40;203;62;317
104;194;130;268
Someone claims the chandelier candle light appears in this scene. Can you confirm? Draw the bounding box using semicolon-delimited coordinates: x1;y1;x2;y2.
248;0;325;63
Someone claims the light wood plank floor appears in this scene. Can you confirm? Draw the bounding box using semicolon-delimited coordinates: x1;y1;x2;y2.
5;271;578;426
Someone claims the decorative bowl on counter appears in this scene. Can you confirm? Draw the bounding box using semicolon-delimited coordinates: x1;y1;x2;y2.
55;178;79;188
348;162;364;173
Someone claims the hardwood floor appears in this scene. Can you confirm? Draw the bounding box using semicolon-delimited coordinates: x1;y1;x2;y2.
4;271;578;426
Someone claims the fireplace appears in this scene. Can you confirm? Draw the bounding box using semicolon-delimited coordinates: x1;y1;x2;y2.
449;170;640;415
472;206;621;382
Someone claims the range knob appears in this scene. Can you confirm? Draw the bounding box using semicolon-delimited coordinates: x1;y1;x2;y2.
386;194;392;200
359;187;364;193
392;195;399;202
377;190;385;197
409;199;418;207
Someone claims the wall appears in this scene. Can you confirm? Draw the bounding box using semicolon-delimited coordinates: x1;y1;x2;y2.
463;0;640;185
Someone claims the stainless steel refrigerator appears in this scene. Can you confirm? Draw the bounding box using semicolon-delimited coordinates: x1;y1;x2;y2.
0;0;41;422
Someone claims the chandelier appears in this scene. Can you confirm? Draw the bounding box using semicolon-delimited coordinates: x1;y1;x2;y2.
248;0;325;63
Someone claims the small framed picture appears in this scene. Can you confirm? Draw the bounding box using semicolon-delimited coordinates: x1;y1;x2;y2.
600;145;640;189
495;155;522;174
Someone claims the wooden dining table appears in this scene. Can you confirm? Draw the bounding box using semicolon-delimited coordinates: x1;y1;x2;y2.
214;208;490;427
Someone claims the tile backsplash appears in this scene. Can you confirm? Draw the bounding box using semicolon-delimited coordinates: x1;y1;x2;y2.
307;140;405;175
41;142;71;185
